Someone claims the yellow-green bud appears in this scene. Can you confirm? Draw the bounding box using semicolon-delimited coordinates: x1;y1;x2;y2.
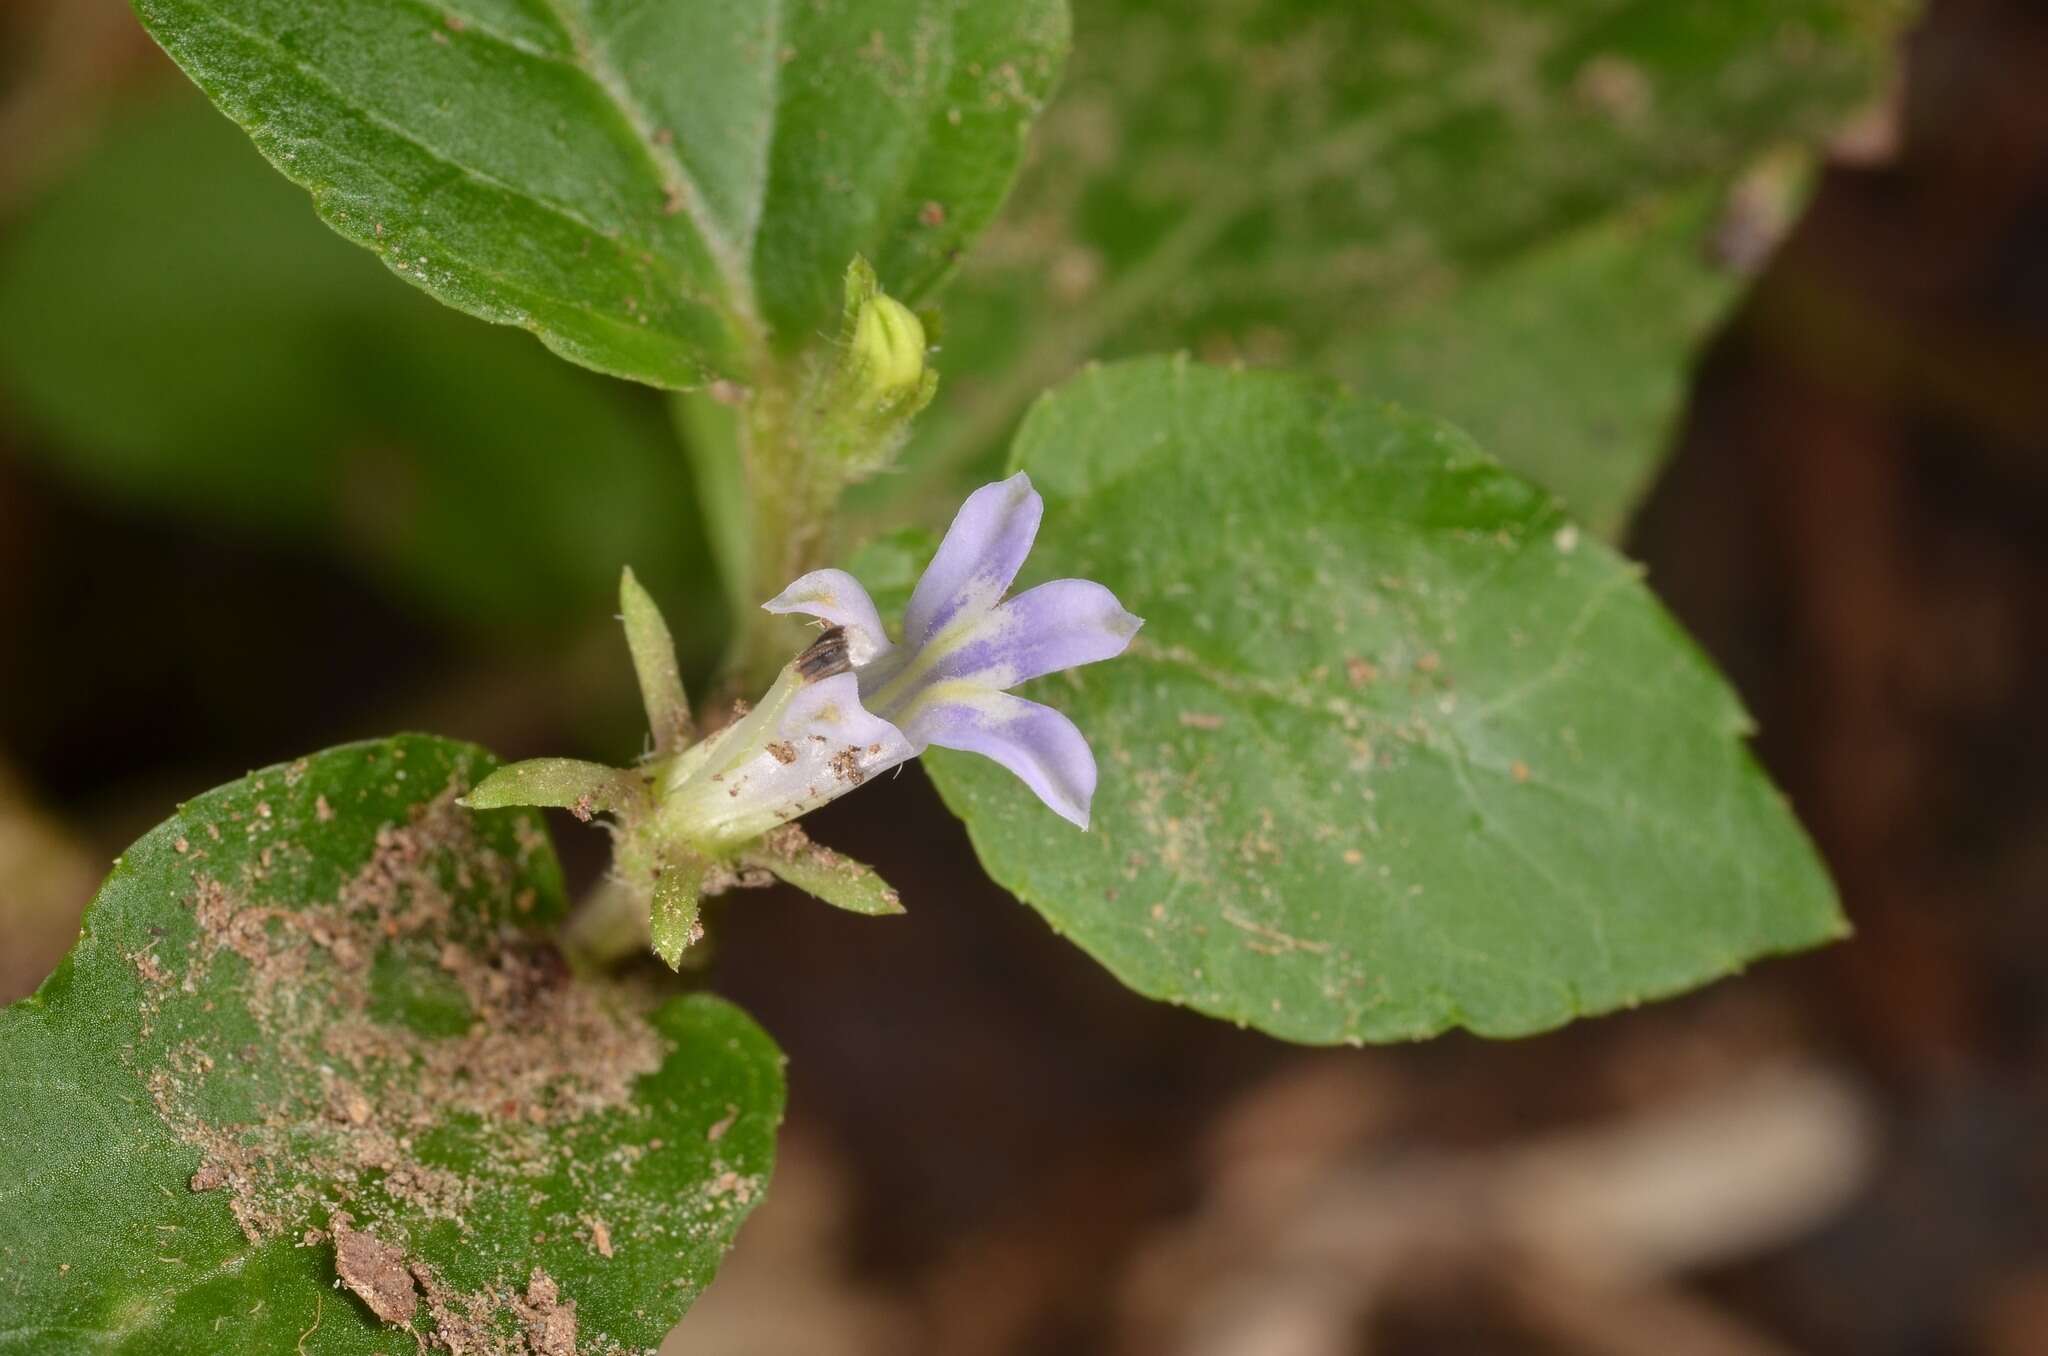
848;291;928;406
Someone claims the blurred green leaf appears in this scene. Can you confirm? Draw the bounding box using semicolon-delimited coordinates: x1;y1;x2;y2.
927;358;1843;1044
0;98;718;632
898;0;1898;534
130;0;1068;387
841;525;942;620
0;735;783;1352
1329;171;1803;541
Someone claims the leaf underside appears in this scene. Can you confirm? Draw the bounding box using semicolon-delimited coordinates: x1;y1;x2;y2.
926;357;1844;1045
0;736;784;1353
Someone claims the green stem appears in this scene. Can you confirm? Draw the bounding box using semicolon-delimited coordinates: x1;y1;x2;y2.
733;372;835;688
561;878;650;971
673;272;937;694
672;381;817;694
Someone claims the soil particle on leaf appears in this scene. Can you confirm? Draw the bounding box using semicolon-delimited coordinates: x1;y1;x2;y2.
517;1267;578;1356
133;782;671;1351
132;948;171;986
706;1169;758;1206
332;1213;419;1325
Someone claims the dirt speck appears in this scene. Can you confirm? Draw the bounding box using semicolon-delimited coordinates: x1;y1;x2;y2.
1178;711;1225;731
333;1214;418;1325
588;1215;614;1259
1573;53;1652;124
133;949;171;986
706;1104;739;1143
828;747;866;786
518;1267;578;1355
707;1169;757;1206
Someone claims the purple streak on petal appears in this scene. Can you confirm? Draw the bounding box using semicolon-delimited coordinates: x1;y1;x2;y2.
904;473;1042;646
913;691;1098;829
929;579;1143;690
763;569;892;666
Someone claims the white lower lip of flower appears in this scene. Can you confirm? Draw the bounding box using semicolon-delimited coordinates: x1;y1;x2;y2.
657;666;914;851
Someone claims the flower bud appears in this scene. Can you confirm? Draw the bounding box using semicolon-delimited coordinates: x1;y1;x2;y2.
848;291;928;409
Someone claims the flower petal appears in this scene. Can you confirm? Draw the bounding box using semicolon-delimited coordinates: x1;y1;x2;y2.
736;672;916;813
666;670;914;848
903;473;1043;647
925;579;1142;691
911;688;1098;829
763;569;893;666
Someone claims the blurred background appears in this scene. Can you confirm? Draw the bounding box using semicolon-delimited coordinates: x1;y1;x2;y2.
3;1;2044;1352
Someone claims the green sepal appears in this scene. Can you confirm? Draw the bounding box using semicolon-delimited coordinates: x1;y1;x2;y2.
649;854;710;970
462;757;647;819
621;566;695;755
742;825;905;917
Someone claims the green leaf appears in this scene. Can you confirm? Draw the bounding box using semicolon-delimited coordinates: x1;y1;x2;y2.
129;0;1070;388
895;0;1899;531
743;826;905;917
0;97;718;635
621;567;695;754
463;757;644;817
924;358;1843;1044
0;736;783;1352
1329;172;1784;542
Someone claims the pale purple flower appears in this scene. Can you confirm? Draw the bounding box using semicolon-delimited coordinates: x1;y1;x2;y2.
763;472;1142;829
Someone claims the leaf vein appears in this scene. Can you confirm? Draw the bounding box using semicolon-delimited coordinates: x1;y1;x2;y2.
528;0;760;328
